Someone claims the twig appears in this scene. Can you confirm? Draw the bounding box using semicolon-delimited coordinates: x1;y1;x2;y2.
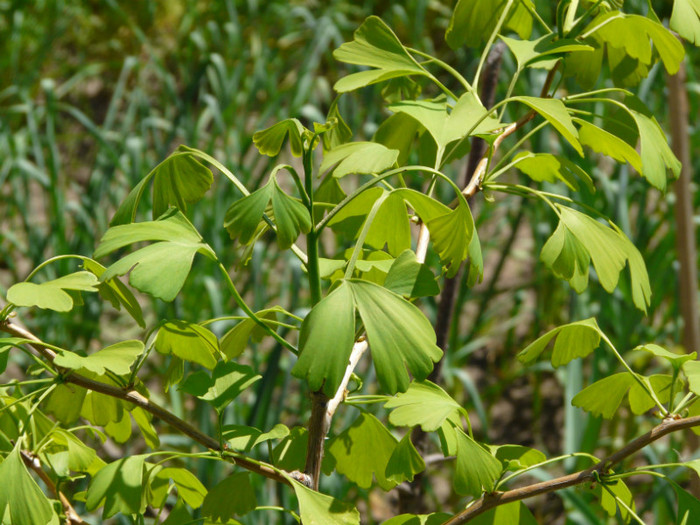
0;320;291;487
443;415;700;524
20;449;89;525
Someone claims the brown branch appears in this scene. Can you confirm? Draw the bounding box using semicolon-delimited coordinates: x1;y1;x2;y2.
1;320;291;487
443;415;700;524
20;449;89;525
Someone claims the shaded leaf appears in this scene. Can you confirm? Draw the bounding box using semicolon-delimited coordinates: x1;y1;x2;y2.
288;478;360;525
273;427;308;471
631;110;681;192
518;317;602;367
156;468;207;509
469;502;539;525
385;434;425;484
386;380;462;431
384;250;440;298
512;152;593;191
83;258;145;327
595;478;634;523
382;513;451;525
253;119;306;157
223;184;273;245
426;202;474;278
202;472;256;520
180;361;261;414
86;456;146;518
326;413;398;490
575;118;642;173
270;177;312;249
494;445;547;472
7;271;98;312
155;321;219;370
446;0;533;49
220;307;287;359
54;340;144;376
683;360;700;396
670;479;700;525
501;34;593;70
511;96;582;155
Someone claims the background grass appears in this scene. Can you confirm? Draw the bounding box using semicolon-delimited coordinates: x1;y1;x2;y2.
1;1;699;523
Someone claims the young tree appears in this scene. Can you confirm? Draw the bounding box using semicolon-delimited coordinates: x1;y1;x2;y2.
2;1;700;523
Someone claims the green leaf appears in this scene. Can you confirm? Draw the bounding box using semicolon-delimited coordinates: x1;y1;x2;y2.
374;112;424;165
253;118;306;157
155;321;219;370
453;427;503;496
156;468;207;509
627;374;678;414
350;280;442;393
671;0;700;44
0;444;56;525
682;360;700;396
382;514;451;525
180;361;261;414
512;152;593;192
323;98;353;151
494;445;547;471
333;16;428;93
288;478;360;525
54;340;144;376
511;96;582;155
501;34;593;70
384;250;440;298
385;434;425;484
386;380;462;431
45;383;87;424
541;205;651;312
132;407;160;449
224;183;273;245
320;142;399;178
223;424;290;451
270;177;312;249
575;119;642;173
468;502;539;525
595;478;634;523
273;427;308;471
111;146;214;225
518;317;602;367
220;307;287;359
7;271;99;312
292;282;356;396
365;191;412;256
326;413;398;490
630;110;682;192
86;455;146;518
426;202;475;278
95;209;215;302
201;472;256;520
446;0;533;49
636;344;696;371
670;479;700;525
572;373;635;418
82;259;145;327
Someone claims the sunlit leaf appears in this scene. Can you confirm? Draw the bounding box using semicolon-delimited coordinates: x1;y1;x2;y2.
95;209;216;302
518;317;602;367
384;250;440;298
635;344;696;371
54;340;144;376
683;361;700;396
288;478;360;525
494;445;546;472
426;202;475;278
273;427;308;471
381;514;451;525
512;152;593;191
7;271;99;312
220;307;288;359
501;34;593;70
630;110;681;192
179;361;261;414
511;96;582;155
671;0;700;44
326;413;398;490
575;119;642;173
320;142;399;178
156;468;207;509
453;427;502;496
224;183;273;245
155;321;219;370
595;478;634;523
446;0;533;49
86;456;146;518
386;380;462;431
82;259;145;327
572;373;635;418
385;434;426;484
333;16;428;93
270;177;312;249
0;445;56;525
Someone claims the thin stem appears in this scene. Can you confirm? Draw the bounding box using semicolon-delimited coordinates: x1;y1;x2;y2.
490;122;548;175
674;392;696;414
600;483;647;525
303;146;322;306
24;254;91;281
217;263;298;355
344;194;389;280
473;0;514;91
408;48;474;94
496;452;598;489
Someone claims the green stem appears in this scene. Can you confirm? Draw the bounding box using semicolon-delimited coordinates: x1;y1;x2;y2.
495;452;598;490
344;193;389;280
600;483;647;525
473;0;514;91
217;263;298;355
563;0;580;35
408;48;474;94
24;254;91;281
303;147;322;306
674;392;696;414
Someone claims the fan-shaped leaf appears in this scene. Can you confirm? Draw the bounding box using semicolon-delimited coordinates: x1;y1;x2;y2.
518;317;602;366
513;152;593;191
512;96;582;155
426;202;474;278
320;142;399;178
253;118;306;157
224;183;273;245
572;373;635;418
386;380;462;431
384;250;440;298
54;340;144;376
385;434;425;484
289;478;360;525
7;271;99;312
271;177;312;249
0;445;56;525
671;0;700;44
86;456;146;518
155;321;219;369
202;472;256;520
446;0;533;49
453;428;502;496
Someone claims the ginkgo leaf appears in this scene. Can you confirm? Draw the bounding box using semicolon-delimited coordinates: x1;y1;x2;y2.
541;205;651;312
670;480;700;525
384;250;440;298
594;478;634;523
350;280;442;394
95;209;216;302
202;472;256;520
155;320;219;369
224;183;273;245
518;317;602;367
54;340;144;376
630;110;682;192
385;380;463;431
220;306;288;359
0;445;56;525
512;152;593;191
82;258;145;327
320;142;399;178
671;0;700;44
494;445;547;472
288;478;360;525
111;145;214;225
326;413;398;490
572;373;636;418
7;271;99;312
273;427;309;471
86;456;146;518
501;34;593;71
270;177;312;249
575;119;642;173
511;96;582;155
426;202;474;278
446;0;533;49
385;434;426;484
635;344;696;371
333;16;429;93
382;514;452;525
292;282;356;396
155;468;207;509
223;423;290;451
467;502;539;525
179;361;261;413
453;427;503;496
683;360;700;396
374;112;424;165
253;118;306;157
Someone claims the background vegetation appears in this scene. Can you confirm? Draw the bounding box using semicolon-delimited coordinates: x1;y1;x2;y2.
1;0;699;523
